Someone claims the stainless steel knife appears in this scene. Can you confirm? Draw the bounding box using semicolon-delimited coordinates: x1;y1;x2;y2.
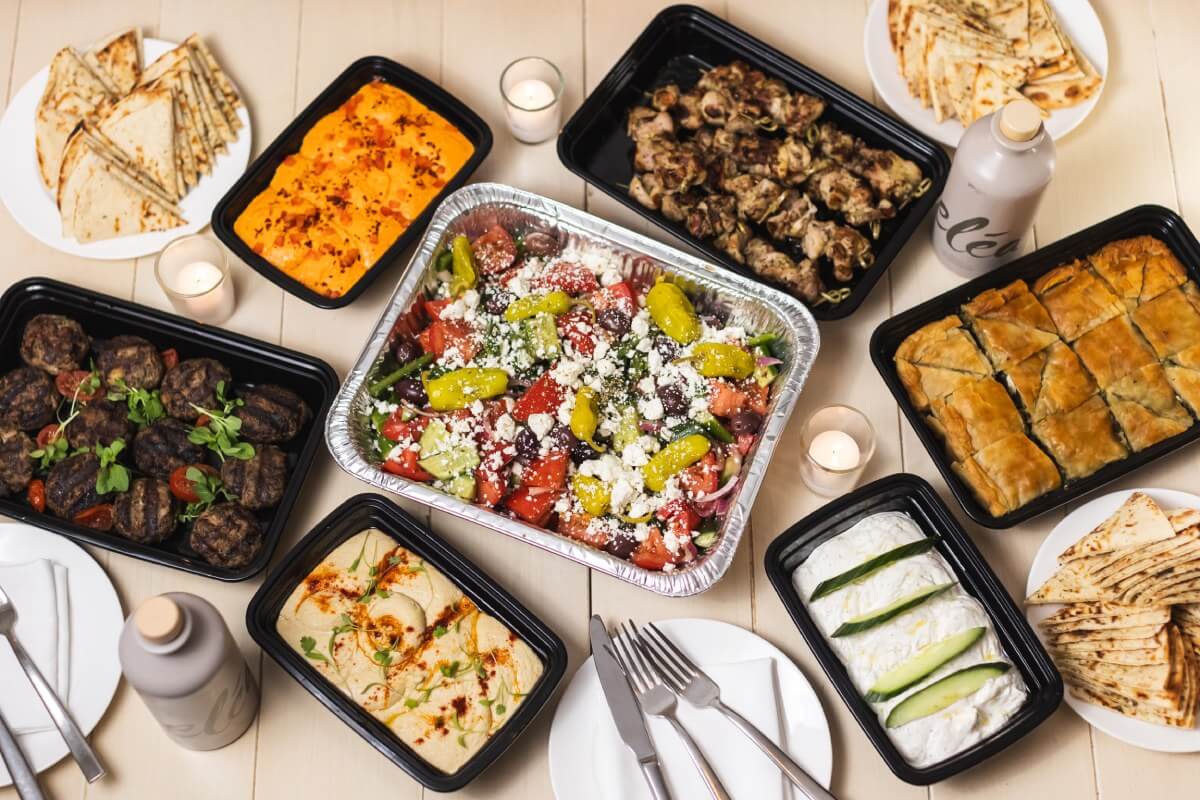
590;614;673;800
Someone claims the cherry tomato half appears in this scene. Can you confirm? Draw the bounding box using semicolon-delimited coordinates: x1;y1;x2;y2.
160;348;180;370
169;464;218;503
73;504;115;532
54;370;101;401
27;479;45;513
35;424;64;449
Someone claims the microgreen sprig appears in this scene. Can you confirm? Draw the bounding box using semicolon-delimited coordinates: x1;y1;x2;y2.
188;381;254;461
178;467;233;522
107;378;165;425
29;367;100;471
94;439;130;495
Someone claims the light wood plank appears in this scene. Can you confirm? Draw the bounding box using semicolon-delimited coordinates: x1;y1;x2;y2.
1153;0;1200;220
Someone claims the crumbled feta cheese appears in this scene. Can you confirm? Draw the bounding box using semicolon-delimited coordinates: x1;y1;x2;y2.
528;413;555;438
494;413;517;442
631;309;651;337
470;400;484;415
600;268;623;287
639;397;664;421
636;377;655;395
627;496;652;519
621;442;650;467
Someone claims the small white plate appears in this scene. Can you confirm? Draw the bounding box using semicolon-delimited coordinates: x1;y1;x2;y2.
1025;487;1200;752
547;618;833;800
864;0;1108;148
0;38;252;260
0;524;124;786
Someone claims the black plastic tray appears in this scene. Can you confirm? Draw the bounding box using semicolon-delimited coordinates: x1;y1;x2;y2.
246;493;567;792
763;473;1061;785
557;4;950;320
212;56;492;309
870;204;1200;529
0;278;338;580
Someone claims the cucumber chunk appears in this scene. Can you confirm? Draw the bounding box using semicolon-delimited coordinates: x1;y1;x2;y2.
885;662;1011;728
418;420;479;480
865;627;986;702
809;538;937;600
831;583;955;637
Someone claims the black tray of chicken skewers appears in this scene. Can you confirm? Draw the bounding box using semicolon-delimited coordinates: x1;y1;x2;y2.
0;278;338;580
559;4;950;320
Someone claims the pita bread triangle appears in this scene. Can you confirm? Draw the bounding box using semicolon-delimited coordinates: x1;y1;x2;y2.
58;139;183;242
35;47;114;190
94;85;178;201
1028;555;1106;604
84;28;142;96
79;126;179;211
1058;492;1176;564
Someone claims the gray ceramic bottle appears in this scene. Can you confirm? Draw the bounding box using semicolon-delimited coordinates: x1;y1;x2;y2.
118;593;259;750
932;98;1056;278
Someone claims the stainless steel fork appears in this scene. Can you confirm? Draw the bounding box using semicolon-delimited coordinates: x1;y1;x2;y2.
635;621;836;800
0;585;105;783
608;621;731;800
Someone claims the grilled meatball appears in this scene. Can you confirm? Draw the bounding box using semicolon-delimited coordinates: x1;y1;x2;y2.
133;418;206;480
46;452;103;519
0;426;33;497
220;445;287;510
189;503;263;568
235;385;310;443
113;478;177;543
20;314;89;375
0;367;58;431
96;335;164;389
70;399;134;450
161;358;231;421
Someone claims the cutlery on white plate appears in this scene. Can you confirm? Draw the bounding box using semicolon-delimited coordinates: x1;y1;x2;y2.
0;707;44;800
0;584;105;783
632;620;836;800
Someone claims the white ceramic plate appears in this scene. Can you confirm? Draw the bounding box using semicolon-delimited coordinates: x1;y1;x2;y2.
0;38;252;260
1025;488;1200;752
0;524;124;786
547;618;833;799
864;0;1108;148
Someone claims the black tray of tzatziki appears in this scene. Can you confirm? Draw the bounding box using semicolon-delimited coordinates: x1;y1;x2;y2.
764;473;1061;785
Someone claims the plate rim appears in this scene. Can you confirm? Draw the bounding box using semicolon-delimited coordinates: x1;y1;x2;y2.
1024;487;1200;752
546;617;833;799
0;522;124;786
863;0;1109;148
0;36;252;260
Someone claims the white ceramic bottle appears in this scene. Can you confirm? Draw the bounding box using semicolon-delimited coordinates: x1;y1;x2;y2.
118;593;259;750
932;98;1056;278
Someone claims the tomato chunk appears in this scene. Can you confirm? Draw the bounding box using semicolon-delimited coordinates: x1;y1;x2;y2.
556;307;597;357
631;527;673;570
708;379;748;418
511;373;566;421
522;451;569;490
589;281;637;317
557;512;608;548
381;411;428;443
472;225;518;275
678;452;720;497
506;486;558;525
382;448;433;482
534;262;599;296
417;319;477;361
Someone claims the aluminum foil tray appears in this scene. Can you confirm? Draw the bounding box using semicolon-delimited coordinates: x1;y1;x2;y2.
326;182;820;596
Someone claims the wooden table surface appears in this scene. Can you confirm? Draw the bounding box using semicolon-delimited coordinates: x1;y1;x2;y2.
1;0;1197;797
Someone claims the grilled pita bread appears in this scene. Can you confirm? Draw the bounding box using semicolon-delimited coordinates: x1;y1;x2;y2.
57;141;183;242
83;28;141;95
1028;554;1107;604
1040;606;1171;634
1050;624;1167;644
1058;492;1176;564
35;46;114;191
93;85;178;201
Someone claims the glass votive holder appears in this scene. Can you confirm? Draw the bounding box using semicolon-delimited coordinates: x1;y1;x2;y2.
500;56;564;144
799;405;876;497
155;234;236;325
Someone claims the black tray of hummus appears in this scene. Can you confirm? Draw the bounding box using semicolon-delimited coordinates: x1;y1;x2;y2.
246;493;567;792
764;473;1061;784
0;277;337;581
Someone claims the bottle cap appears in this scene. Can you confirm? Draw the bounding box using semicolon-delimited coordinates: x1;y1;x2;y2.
998;99;1043;142
136;595;184;645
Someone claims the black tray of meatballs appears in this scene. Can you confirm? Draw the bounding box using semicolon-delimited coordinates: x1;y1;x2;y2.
0;278;339;580
557;4;950;320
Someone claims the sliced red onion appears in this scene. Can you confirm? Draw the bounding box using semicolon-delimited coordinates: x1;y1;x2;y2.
639;420;663;433
402;403;439;417
525;486;555;497
756;355;783;368
693;476;739;505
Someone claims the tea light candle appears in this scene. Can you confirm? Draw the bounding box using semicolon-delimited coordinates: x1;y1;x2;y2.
501;57;564;144
155;235;236;324
800;405;876;497
809;429;861;471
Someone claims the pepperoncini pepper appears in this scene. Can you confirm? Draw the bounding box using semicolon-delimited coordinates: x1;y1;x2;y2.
569;386;606;452
424;368;509;411
646;281;701;344
690;342;756;380
449;235;477;295
572;474;610;516
643;434;710;492
503;290;572;322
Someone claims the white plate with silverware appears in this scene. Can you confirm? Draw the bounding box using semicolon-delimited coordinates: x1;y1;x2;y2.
548;618;833;800
0;523;123;787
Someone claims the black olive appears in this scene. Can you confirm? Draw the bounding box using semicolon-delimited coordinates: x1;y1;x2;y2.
548;425;577;451
729;410;764;435
393;378;428;406
597;308;631;335
570;438;600;464
654;335;679;361
514;427;540;462
482;287;513;316
392;336;421;366
659;383;688;415
604;531;639;559
522;231;560;257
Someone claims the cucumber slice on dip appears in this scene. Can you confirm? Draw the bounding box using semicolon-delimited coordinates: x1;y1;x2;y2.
831;583;955;637
885;662;1011;728
809;538;936;600
865;627;986;702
